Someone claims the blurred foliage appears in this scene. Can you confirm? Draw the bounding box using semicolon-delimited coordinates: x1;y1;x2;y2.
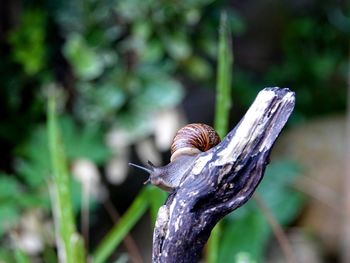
51;0;226;130
232;4;349;125
0;0;348;262
219;160;304;262
8;9;47;76
266;14;348;120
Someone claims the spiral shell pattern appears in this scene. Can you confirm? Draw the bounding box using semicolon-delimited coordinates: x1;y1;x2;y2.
170;123;221;162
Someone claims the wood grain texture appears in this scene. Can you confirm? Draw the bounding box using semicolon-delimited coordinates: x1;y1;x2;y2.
152;87;296;263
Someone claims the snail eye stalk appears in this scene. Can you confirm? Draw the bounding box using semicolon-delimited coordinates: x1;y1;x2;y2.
128;163;153;174
129;162;153;185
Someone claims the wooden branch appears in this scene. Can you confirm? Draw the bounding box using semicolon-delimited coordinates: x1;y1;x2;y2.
152;87;296;263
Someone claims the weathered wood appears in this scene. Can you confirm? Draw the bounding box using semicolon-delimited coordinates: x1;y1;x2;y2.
152;87;295;263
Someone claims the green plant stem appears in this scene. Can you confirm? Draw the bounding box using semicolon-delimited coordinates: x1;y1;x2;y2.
214;12;233;138
93;187;149;263
208;11;233;263
48;95;85;263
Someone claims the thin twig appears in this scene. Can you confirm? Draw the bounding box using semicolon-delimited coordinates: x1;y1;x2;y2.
341;39;350;263
103;199;144;263
254;194;298;263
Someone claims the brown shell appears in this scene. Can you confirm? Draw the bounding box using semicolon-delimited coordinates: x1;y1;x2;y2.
170;123;221;159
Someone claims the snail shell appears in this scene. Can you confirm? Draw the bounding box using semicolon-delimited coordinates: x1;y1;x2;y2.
170;123;221;162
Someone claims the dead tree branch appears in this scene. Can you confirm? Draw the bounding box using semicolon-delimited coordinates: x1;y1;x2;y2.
152;87;296;263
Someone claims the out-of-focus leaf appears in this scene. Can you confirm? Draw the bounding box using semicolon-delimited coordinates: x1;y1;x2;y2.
0;248;14;263
59;116;111;163
15;125;50;188
75;83;126;124
16;192;48;210
219;160;304;262
227;9;246;35
63;34;105;80
141;40;164;63
16;115;109;178
0;175;21;199
257;160;305;225
0;204;20;237
219;209;269;262
14;114;108;216
163;31;192;60
131;75;184;111
14;249;32;263
184;56;212;80
42;246;58;263
311;54;337;81
70;179;96;214
116;0;150;21
235;252;257;263
8;9;47;75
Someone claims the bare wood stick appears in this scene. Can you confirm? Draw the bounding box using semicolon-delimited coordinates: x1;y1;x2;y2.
152;87;295;263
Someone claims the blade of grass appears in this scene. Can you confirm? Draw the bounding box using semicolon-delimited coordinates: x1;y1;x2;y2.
47;95;85;263
208;11;233;263
93;187;150;263
214;11;233;138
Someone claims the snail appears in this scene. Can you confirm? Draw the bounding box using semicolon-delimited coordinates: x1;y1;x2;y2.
129;123;221;191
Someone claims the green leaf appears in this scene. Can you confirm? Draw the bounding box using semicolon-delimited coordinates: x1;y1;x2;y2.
132;76;184;111
256;160;305;225
0;204;20;238
93;187;149;263
59;116;110;163
219;211;269;262
14;249;32;263
16;115;109;191
219;160;305;262
0;247;15;263
0;175;21;199
163;31;192;60
184;55;212;80
63;34;105;80
8;9;47;75
235;252;257;263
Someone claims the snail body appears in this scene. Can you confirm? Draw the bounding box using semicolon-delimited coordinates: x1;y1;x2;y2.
129;123;221;191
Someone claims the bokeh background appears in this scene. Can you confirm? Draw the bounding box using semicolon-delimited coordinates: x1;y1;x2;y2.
0;0;349;262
